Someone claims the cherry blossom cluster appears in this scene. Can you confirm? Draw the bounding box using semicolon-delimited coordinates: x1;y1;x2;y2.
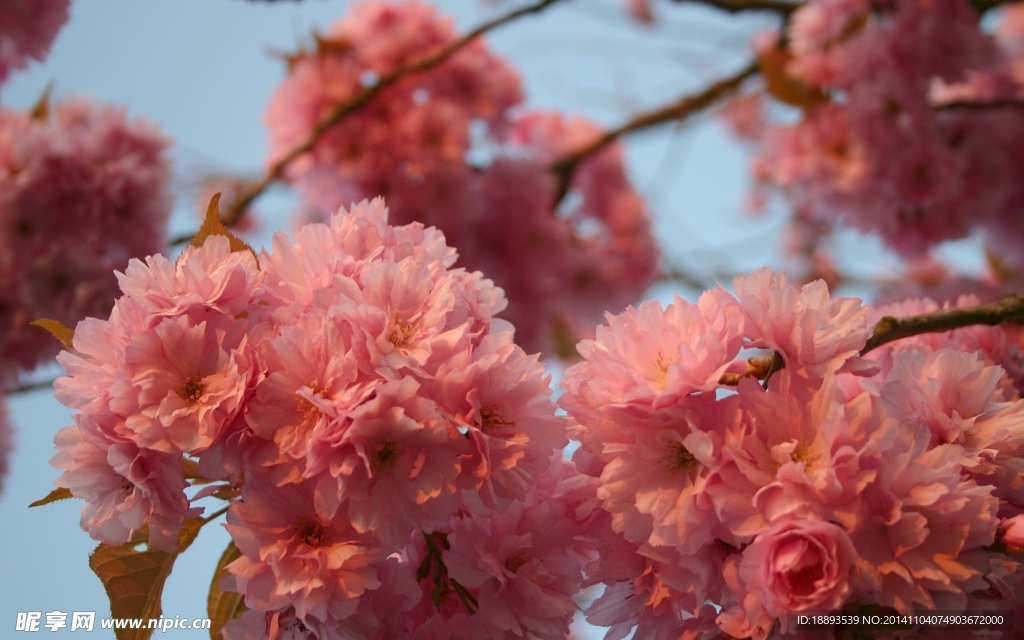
0;98;173;375
561;268;1024;639
265;0;659;357
0;0;69;86
51;199;589;640
726;0;1024;270
0;95;171;496
0;0;72;494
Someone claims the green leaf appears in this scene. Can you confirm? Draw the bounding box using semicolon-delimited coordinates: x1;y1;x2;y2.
29;487;74;508
31;318;75;350
207;542;246;640
89;518;204;640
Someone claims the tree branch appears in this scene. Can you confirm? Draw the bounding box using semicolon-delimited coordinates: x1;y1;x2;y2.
549;61;759;203
173;0;566;246
861;294;1024;355
671;0;801;14
6;377;56;395
938;98;1024;111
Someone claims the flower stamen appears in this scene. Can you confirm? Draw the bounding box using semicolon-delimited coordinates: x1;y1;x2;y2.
179;376;204;404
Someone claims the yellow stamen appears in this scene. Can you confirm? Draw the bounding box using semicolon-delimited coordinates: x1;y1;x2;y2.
179;377;204;404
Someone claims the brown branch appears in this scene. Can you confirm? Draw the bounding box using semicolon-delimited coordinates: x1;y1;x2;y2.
972;0;1024;13
671;0;801;13
938;98;1024;111
6;377;56;395
861;294;1024;356
549;62;759;203
173;0;566;247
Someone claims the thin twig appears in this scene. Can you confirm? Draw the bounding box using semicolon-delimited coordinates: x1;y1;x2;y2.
672;0;801;13
549;61;759;203
6;377;57;395
172;0;567;247
938;98;1024;111
861;294;1024;356
202;505;231;524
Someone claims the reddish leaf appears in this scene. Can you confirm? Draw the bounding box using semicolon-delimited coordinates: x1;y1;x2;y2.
89;518;204;640
190;193;258;264
29;487;74;508
31;318;75;350
207;542;246;640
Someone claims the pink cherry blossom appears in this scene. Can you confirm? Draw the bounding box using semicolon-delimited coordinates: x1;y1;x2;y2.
245;314;372;471
848;426;999;612
116;236;260;323
721;518;857;638
112;314;259;454
430;332;568;510
0;0;69;84
51;424;196;552
560;289;745;450
0;98;172;374
1002;515;1024;548
265;0;521;221
444;496;583;640
712;373;891;537
308;378;464;546
732;267;875;379
225;482;387;628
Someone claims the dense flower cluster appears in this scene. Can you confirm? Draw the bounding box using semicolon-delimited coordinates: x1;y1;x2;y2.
51;200;586;640
561;268;1024;639
0;98;173;375
265;0;659;357
726;0;1024;270
0;0;69;85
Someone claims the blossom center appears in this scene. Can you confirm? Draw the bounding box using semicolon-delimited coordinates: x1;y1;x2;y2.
505;555;528;573
653;351;670;388
372;441;399;473
789;441;815;469
296;382;326;418
295;517;326;547
178;377;204;404
480;405;515;432
661;441;696;476
786;560;824;596
387;312;416;348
